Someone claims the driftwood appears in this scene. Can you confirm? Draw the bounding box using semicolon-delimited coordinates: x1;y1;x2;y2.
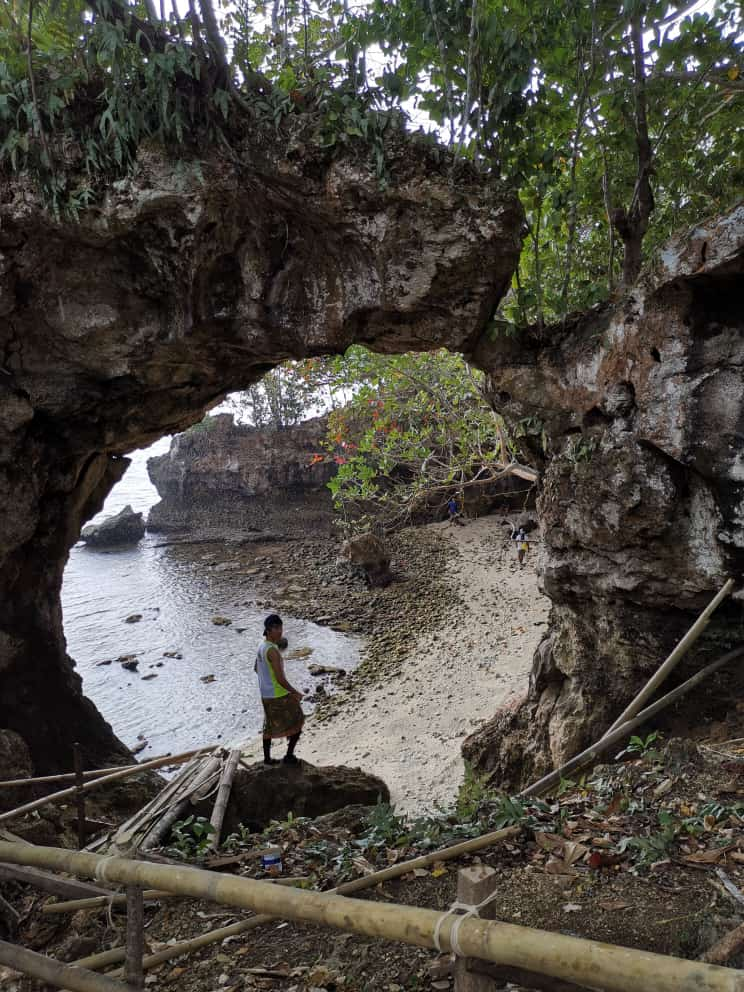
701;921;744;965
209;749;241;851
0;939;125;992
0;864;109;899
522;644;744;798
0;843;741;992
604;578;734;736
0;746;214;825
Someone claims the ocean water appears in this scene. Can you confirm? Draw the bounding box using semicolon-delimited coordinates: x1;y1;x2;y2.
61;440;360;760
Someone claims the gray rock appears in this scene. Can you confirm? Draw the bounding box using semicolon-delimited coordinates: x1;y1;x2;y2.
81;505;145;547
201;760;390;834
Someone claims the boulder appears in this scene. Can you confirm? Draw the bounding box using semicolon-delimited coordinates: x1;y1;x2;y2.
340;533;393;588
213;760;390;834
0;729;33;812
81;505;145;547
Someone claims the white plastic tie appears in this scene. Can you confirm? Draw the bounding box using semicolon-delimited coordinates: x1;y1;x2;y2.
432;889;501;956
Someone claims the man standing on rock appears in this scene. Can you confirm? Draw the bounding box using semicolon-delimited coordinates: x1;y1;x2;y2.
256;614;305;765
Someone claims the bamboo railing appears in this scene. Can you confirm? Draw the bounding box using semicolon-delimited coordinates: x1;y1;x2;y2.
0;842;742;992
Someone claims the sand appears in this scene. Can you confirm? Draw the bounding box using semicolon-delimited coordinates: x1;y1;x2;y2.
298;516;550;812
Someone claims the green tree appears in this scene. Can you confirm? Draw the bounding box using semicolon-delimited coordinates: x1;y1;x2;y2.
228;360;327;428
314;347;535;532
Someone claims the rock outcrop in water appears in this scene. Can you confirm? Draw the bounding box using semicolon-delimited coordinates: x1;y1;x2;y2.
0;129;522;773
147;414;334;538
464;205;744;790
81;504;146;547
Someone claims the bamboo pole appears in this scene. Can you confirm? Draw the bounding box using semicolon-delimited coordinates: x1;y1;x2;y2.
209;749;241;851
43;889;175;915
521;645;744;798
0;746;215;825
100;826;521;973
0;756;171;790
109;917;266;977
0;939;126;992
125;886;144;990
0;844;740;992
332;824;520;897
604;578;734;737
74;743;87;851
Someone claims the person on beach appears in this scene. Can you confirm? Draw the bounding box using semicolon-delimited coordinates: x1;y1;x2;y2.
447;496;464;526
513;527;529;566
255;614;305;766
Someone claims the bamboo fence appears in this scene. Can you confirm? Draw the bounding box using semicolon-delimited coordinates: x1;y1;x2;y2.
0;842;740;992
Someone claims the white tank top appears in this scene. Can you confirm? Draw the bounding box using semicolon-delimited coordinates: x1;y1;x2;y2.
256;641;287;699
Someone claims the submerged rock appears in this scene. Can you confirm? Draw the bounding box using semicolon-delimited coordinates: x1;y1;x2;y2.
212;760;390;834
81;505;145;547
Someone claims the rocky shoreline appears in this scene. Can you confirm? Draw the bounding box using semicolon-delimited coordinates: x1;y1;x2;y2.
213;515;550;811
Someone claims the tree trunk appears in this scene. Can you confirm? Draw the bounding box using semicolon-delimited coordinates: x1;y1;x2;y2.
613;3;654;287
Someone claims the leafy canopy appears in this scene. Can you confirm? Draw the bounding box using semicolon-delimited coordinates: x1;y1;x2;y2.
1;0;741;308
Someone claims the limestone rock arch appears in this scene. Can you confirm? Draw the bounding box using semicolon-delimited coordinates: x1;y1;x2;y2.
0;139;523;772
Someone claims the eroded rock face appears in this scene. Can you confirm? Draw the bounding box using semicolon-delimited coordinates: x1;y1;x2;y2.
465;205;744;790
0;133;522;772
147;413;335;538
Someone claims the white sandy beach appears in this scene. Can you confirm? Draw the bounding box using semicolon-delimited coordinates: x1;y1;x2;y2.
241;516;550;813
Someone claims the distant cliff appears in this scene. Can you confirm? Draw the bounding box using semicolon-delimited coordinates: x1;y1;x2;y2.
147;414;335;539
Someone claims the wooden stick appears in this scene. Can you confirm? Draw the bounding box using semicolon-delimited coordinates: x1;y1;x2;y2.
74;743;87;851
125;886;144;990
0;863;110;899
0;892;20;930
48;875;310;918
0;746;215;825
332;824;520;897
0;939;126;992
0;843;740;992
468;961;593;992
0;757;171;790
209;749;241;851
522;644;744;798
43;889;175;915
604;578;734;736
701;922;744;965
